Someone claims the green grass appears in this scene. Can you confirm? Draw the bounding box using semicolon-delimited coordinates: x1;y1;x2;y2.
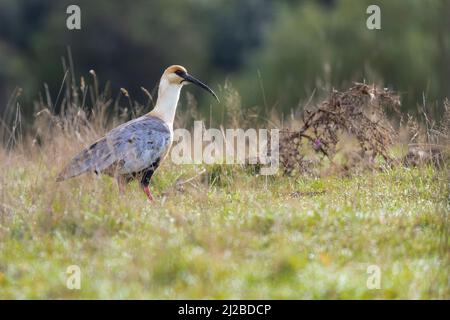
0;155;448;299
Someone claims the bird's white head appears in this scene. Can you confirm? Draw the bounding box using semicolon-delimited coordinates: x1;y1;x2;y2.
150;65;218;127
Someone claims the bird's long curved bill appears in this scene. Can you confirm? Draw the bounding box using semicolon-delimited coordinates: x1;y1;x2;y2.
182;74;219;102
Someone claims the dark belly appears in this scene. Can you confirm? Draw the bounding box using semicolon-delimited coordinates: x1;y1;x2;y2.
97;157;161;185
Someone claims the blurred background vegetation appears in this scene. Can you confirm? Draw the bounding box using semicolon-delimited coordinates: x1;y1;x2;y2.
0;0;449;121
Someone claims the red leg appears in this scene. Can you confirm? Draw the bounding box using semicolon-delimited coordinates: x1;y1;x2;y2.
143;185;154;202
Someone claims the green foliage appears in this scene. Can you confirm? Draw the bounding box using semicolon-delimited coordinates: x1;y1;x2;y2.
236;0;450;112
1;0;449;119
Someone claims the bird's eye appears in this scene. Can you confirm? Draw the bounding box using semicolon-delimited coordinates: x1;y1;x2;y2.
175;69;186;76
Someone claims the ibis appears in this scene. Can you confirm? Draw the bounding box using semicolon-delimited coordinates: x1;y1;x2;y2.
57;65;219;201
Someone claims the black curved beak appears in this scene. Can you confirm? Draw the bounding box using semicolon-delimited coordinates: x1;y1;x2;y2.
181;73;219;102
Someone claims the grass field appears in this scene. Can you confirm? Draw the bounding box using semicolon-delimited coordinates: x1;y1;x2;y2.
0;147;448;298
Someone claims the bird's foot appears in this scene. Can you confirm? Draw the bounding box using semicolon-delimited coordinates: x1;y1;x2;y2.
143;185;155;202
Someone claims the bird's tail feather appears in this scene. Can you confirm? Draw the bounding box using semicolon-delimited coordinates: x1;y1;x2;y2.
56;138;113;182
56;149;96;181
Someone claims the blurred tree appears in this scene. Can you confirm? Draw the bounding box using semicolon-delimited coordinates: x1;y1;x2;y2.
0;0;276;116
208;0;274;71
234;0;450;115
0;0;448;120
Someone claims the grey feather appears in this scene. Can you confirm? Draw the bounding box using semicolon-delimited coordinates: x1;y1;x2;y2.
57;115;171;181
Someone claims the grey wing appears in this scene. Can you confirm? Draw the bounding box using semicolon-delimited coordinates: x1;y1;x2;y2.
57;116;171;181
108;116;172;174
